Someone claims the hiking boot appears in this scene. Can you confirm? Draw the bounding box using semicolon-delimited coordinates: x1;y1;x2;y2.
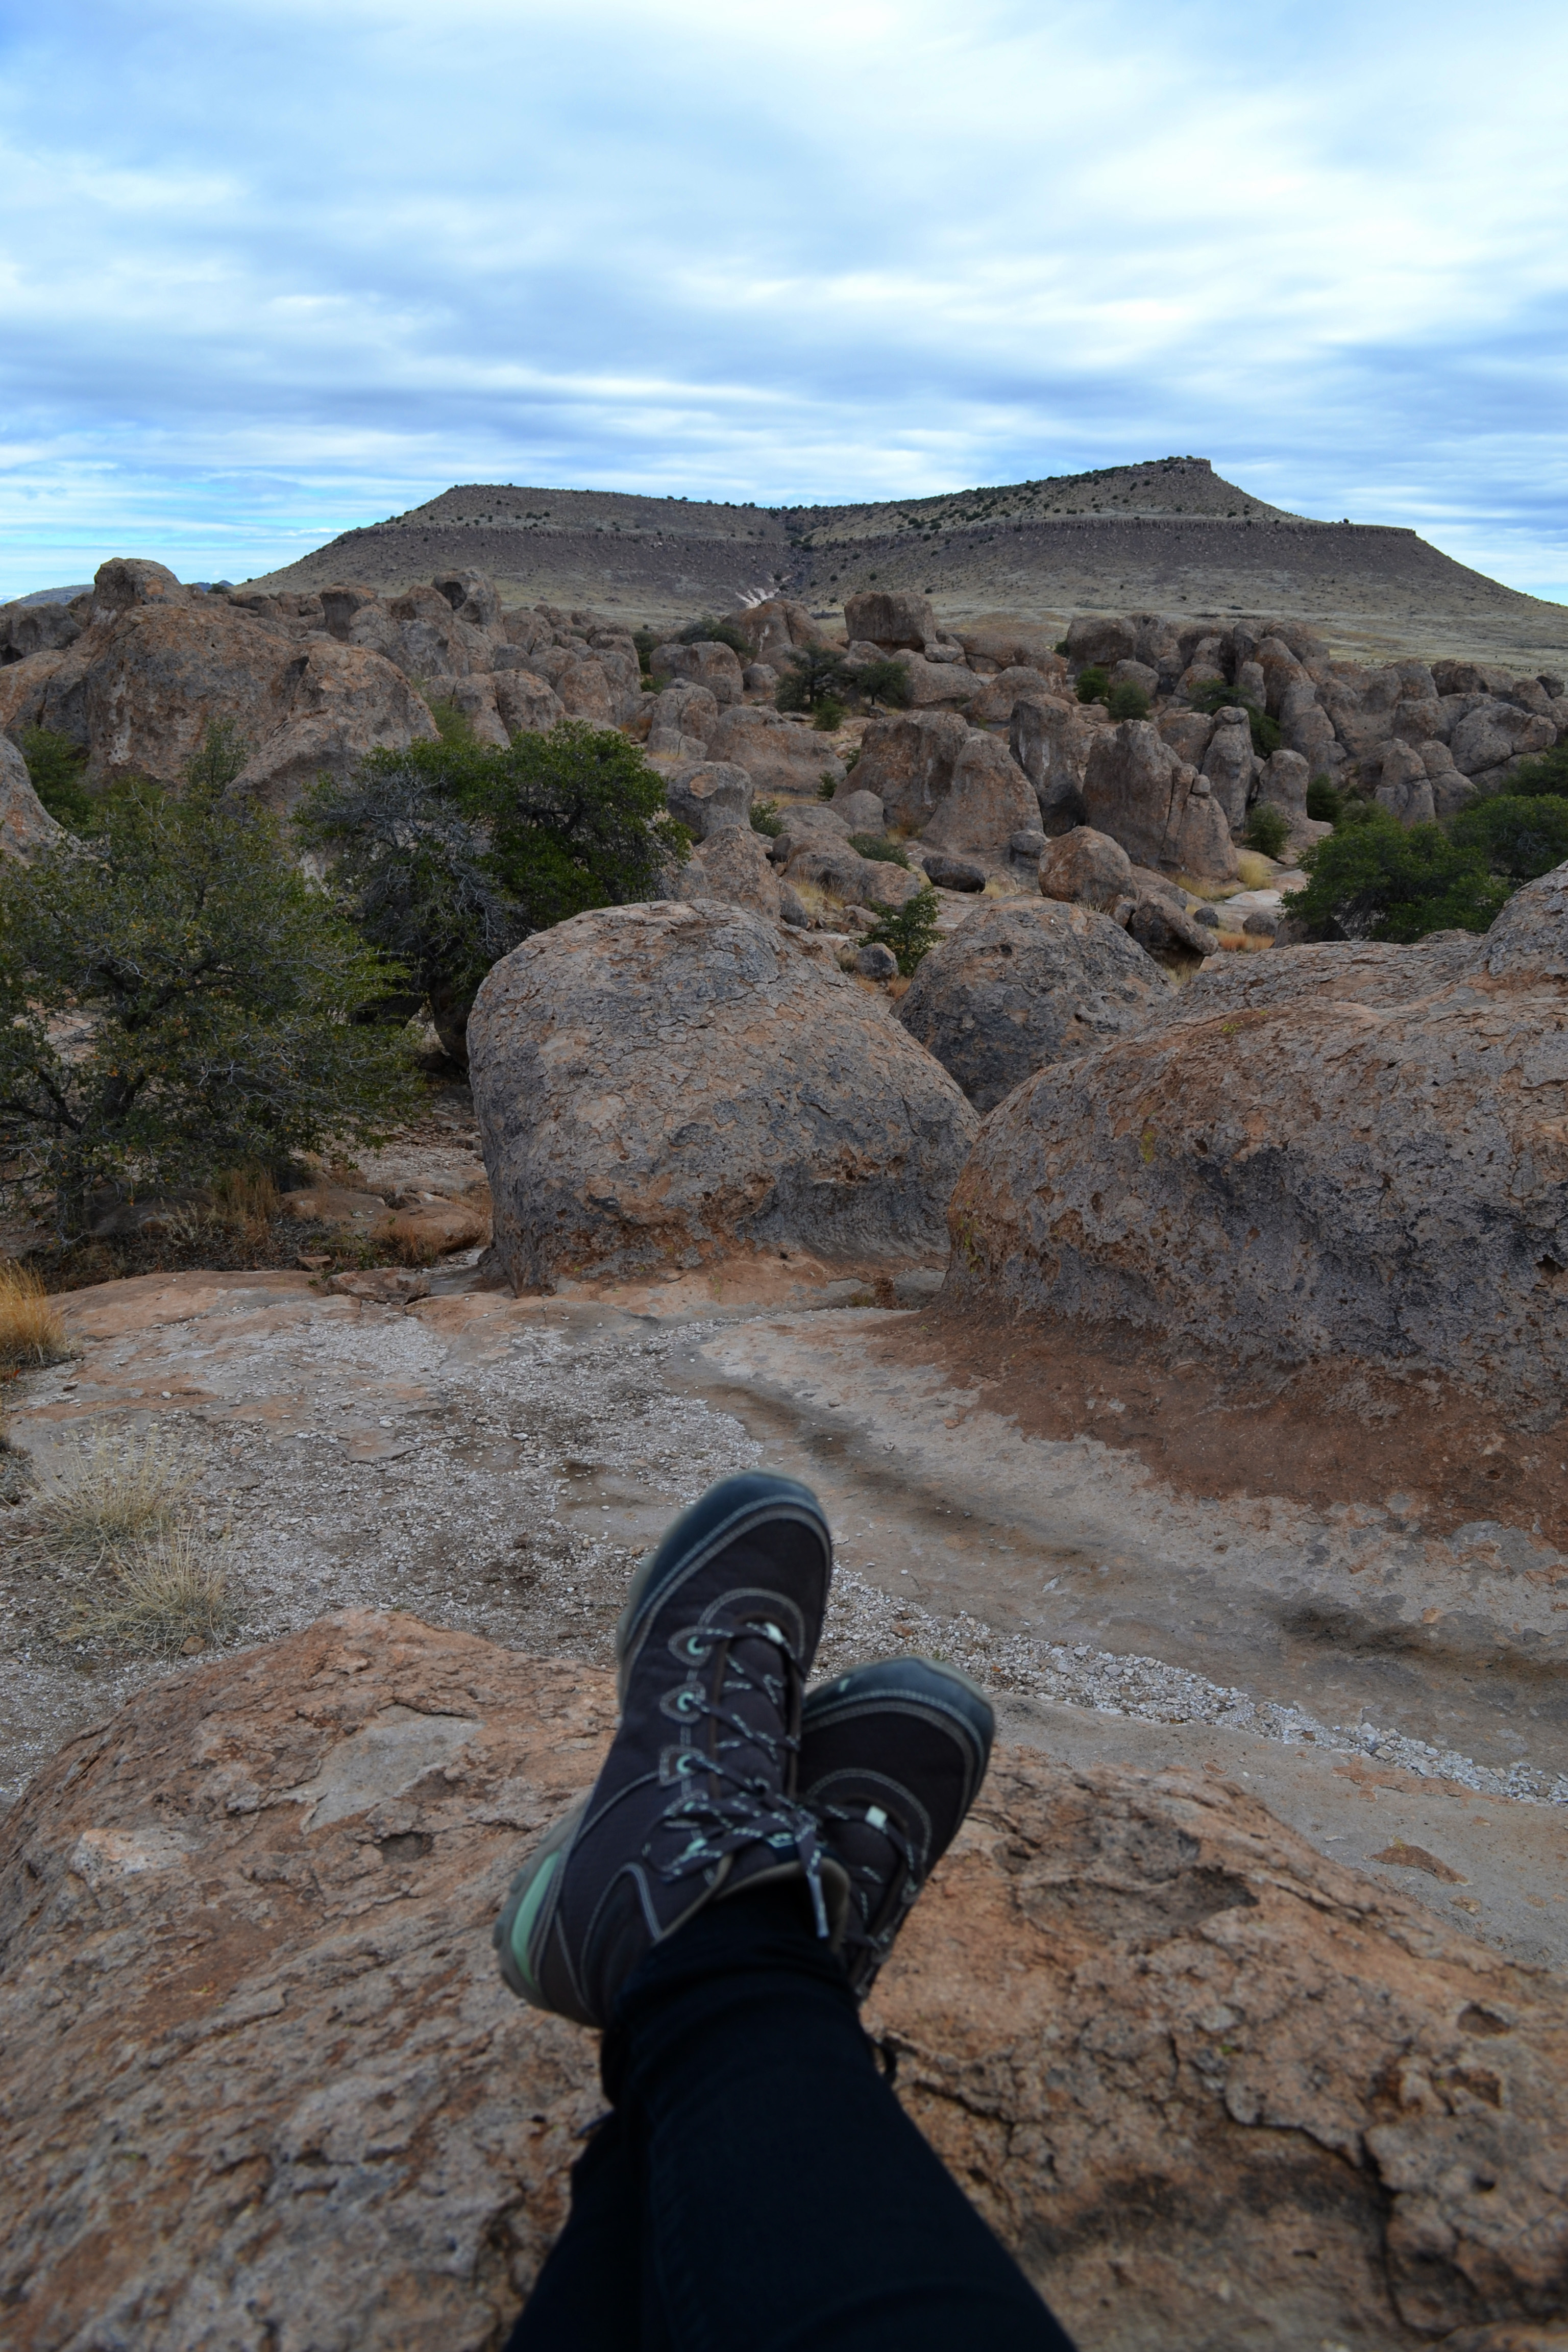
799;1656;994;1999
495;1472;846;2028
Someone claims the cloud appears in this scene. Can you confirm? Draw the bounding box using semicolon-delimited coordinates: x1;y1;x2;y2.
0;0;1564;599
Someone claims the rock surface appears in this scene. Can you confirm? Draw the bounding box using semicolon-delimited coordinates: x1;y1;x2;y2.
0;734;62;861
1084;720;1240;881
1039;824;1135;912
945;863;1568;1419
468;898;979;1287
896;900;1171;1112
922;733;1039;857
4;1610;1564;2352
849;710;970;832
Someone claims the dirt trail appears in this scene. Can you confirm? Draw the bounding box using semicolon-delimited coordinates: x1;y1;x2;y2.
3;1271;1564;1973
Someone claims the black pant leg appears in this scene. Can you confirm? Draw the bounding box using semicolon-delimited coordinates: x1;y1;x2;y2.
606;1884;1074;2352
505;2108;642;2352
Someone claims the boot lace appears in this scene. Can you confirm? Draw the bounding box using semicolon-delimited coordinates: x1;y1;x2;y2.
653;1615;831;1937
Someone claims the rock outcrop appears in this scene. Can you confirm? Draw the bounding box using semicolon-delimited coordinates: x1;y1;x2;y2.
1083;720;1240;881
1009;694;1104;832
4;1610;1564;2352
944;862;1568;1419
921;733;1039;857
468;898;979;1287
848;710;970;832
0;734;61;861
705;704;845;797
896;900;1171;1111
1038;824;1135;913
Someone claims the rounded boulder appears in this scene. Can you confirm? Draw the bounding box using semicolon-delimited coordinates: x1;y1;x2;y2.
897;899;1171;1113
469;899;979;1287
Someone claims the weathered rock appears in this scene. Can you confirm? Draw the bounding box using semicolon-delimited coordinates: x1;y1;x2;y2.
1009;694;1103;832
843;589;938;649
388;584;496;679
923;734;1038;857
705;705;844;797
1200;707;1256;830
896;899;1170;1112
1039;824;1135;913
88;556;187;622
493;670;566;738
850;710;970;832
1378;739;1438;825
920;852;987;892
1084;721;1240;881
832;788;886;831
432;567;502;630
1451;698;1557;777
783;841;920;912
552;656;619;728
734;597;821;664
469;899;979;1284
742;662;778;695
646;679;718;758
854;941;898;979
652;640;745;707
1064;614;1136;669
674;823;781;921
1257;746;1311;819
1123;888;1222;961
663;760;753;839
946;862;1568;1418
954;618;1066;676
446;674;512;748
963;666;1064;726
0;734;62;861
228;643;440;812
8;1611;1562;2350
0;596;83;662
1156;708;1215;767
890;652;976;707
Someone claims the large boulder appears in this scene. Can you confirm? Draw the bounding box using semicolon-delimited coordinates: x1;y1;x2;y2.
963;666;1064;726
1083;721;1239;881
892;651;975;707
663;760;753;839
705;705;845;797
843;588;939;649
7;1612;1565;2352
493;670;566;738
945;863;1568;1420
849;709;970;832
1450;697;1557;777
0;734;62;861
1199;708;1256;831
673;823;781;921
922;734;1038;857
0;595;84;662
469;899;979;1285
652;640;745;707
1039;824;1135;913
1377;739;1438;825
896;899;1170;1112
1009;694;1102;832
646;679;718;758
734;597;821;664
954;617;1067;674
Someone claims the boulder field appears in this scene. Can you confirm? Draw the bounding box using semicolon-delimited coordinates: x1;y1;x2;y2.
2;1611;1563;2352
944;861;1568;1423
467;897;979;1289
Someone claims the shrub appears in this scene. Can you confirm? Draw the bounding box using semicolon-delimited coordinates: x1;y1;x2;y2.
1;729;419;1235
847;835;911;867
1450;793;1568;883
1499;742;1568;799
1106;681;1151;722
1187;680;1281;757
1074;664;1110;706
862;885;941;974
1292;806;1510;942
776;648;850;713
632;627;659;675
842;745;861;774
30;1422;195;1566
19;727;97;832
1053;638;1070;654
62;1524;237;1654
750;798;783;838
297;721;689;1060
813;697;846;732
0;1260;71;1369
678;615;751;657
1243;802;1291;859
852;656;913;709
1306;774;1342;822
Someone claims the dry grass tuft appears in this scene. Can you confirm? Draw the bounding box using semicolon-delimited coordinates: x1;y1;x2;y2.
0;1260;73;1371
62;1525;237;1654
33;1422;197;1567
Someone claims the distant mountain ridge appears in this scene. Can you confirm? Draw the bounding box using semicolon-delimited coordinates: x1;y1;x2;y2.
241;456;1568;667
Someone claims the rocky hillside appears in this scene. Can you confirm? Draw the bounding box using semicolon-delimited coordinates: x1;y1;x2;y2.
240;456;1568;670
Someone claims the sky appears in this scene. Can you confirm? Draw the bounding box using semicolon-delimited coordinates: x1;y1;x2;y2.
1;0;1565;602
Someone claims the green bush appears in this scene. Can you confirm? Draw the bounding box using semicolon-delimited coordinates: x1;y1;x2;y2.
1053;638;1070;655
816;776;838;801
297;721;689;1060
1074;664;1110;706
862;885;941;975
1292;806;1509;942
1450;793;1568;883
1187;680;1281;757
1106;681;1151;722
1499;742;1568;799
852;656;913;709
0;728;418;1235
1306;774;1342;822
847;834;911;867
19;727;98;832
776;648;849;713
812;697;846;732
1244;802;1291;859
632;628;659;675
678;615;751;657
750;798;783;838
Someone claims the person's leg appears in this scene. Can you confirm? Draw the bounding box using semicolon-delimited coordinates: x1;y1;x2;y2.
504;2111;641;2352
607;1883;1075;2352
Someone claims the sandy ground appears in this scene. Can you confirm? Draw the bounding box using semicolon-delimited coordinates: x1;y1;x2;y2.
4;1261;1564;1976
